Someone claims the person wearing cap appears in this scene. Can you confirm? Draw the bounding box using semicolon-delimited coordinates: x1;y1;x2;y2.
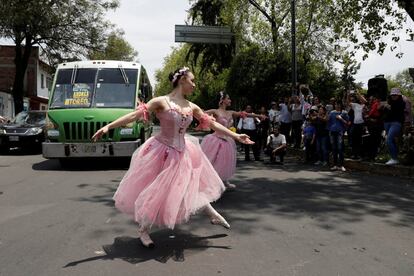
380;87;405;165
268;101;281;129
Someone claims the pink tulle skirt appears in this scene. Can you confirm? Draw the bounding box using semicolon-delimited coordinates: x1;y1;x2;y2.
200;133;237;181
113;136;225;229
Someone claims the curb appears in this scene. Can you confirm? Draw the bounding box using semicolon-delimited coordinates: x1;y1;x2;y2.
288;147;414;178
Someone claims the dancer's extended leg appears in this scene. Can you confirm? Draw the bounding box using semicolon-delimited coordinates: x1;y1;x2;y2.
204;204;230;229
138;226;154;248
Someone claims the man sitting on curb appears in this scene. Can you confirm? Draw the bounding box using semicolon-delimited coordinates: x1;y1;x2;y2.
265;127;287;164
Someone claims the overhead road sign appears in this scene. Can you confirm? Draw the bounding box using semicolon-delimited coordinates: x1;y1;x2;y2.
175;25;233;44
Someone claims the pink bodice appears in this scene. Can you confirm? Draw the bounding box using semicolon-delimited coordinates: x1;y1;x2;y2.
214;113;233;139
216;113;233;128
154;109;193;152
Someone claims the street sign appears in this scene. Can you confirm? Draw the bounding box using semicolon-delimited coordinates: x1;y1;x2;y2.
175;25;233;44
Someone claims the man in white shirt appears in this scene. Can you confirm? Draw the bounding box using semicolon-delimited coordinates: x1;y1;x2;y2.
237;105;261;161
347;90;367;159
268;101;281;128
266;127;287;164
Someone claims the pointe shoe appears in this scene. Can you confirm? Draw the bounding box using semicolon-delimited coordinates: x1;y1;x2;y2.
210;214;231;229
139;230;155;248
225;181;236;190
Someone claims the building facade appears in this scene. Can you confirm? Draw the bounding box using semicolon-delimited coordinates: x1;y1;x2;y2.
0;45;53;118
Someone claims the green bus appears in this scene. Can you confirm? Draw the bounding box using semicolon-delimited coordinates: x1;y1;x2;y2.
42;60;152;162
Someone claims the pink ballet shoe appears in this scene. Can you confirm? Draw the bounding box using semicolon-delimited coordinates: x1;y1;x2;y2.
224;181;236;190
138;230;154;248
210;214;230;229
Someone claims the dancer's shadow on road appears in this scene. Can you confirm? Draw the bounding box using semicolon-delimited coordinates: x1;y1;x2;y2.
64;229;230;267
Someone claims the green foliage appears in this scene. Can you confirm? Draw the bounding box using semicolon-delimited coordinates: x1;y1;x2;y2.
154;0;414;112
339;53;361;90
0;0;119;114
155;45;191;96
155;44;230;109
226;44;342;108
0;0;119;64
397;0;414;20
187;0;235;74
88;30;138;62
387;69;414;106
329;0;410;59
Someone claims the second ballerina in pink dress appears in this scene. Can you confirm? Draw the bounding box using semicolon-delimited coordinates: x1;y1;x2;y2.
201;92;264;189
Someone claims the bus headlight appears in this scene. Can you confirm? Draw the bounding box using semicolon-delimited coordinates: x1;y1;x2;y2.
120;128;133;135
47;129;60;137
0;128;5;135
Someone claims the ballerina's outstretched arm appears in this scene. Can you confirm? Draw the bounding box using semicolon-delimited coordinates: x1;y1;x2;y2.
231;110;267;120
92;98;161;142
192;104;254;145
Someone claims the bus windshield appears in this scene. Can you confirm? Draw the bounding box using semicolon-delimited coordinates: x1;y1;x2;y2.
49;67;138;109
94;68;137;108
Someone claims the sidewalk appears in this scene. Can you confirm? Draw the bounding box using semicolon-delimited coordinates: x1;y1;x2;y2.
288;147;414;179
190;129;413;178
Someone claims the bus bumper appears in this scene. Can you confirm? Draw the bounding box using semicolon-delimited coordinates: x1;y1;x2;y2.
42;141;140;158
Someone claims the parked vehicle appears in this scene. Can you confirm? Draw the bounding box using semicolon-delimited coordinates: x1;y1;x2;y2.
0;110;46;152
42;60;152;163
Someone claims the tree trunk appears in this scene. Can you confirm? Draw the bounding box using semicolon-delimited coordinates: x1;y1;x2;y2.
12;40;32;115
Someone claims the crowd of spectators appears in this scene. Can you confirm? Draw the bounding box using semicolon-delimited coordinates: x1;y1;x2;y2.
236;85;414;170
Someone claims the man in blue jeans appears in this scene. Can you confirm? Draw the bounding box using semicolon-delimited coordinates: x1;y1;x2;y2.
381;88;405;165
328;101;349;172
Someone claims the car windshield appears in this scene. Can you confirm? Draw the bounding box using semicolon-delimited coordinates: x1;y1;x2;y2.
49;67;138;109
26;112;46;125
12;111;28;124
12;112;45;125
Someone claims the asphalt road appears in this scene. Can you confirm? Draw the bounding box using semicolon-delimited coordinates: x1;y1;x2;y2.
1;146;414;276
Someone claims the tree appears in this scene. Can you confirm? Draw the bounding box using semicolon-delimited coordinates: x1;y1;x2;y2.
155;46;191;97
224;0;412;62
339;53;361;91
0;0;119;114
387;69;414;105
89;30;138;61
155;44;230;108
187;0;235;74
397;0;414;20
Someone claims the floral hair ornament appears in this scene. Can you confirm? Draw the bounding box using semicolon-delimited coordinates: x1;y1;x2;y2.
172;67;190;84
219;91;225;105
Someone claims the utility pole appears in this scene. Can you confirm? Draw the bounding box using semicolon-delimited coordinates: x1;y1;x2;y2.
291;0;297;96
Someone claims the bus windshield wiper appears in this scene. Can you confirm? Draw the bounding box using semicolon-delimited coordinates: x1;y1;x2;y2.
118;65;129;86
70;65;78;86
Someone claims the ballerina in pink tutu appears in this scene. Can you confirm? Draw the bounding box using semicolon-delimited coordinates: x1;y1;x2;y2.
92;67;254;248
201;91;265;189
